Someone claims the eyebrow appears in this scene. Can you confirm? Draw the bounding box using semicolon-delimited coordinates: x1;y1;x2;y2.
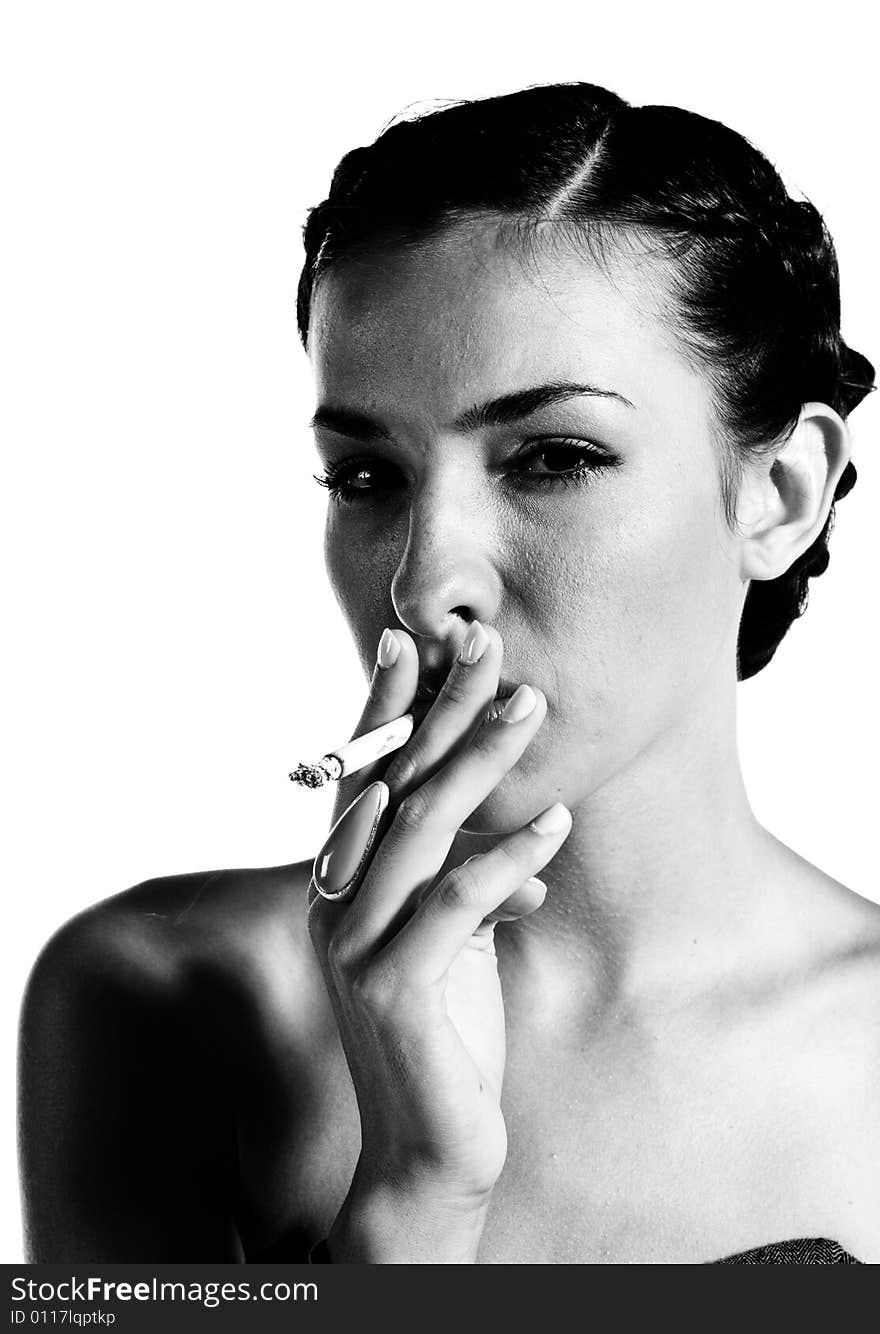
310;380;636;442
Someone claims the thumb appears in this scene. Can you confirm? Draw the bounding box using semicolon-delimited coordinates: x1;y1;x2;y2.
438;856;547;928
482;876;547;925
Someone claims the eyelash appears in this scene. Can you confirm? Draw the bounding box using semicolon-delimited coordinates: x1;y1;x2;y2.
312;439;620;505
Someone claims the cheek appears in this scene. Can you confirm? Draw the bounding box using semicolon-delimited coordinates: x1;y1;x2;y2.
615;472;738;681
323;517;395;668
524;469;738;721
487;478;737;815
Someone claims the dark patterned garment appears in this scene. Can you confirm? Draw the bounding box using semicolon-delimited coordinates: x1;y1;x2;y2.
713;1238;861;1264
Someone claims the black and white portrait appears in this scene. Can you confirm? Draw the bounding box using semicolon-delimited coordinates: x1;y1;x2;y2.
6;1;878;1269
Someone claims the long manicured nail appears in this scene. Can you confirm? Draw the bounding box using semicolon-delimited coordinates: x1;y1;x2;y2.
459;620;489;664
500;684;537;723
377;628;401;669
312;782;388;900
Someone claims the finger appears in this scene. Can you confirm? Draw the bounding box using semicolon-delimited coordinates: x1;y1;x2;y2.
380;622;504;804
481;876;547;924
329;627;420;827
340;685;549;946
382;803;571;984
307;887;353;1014
430;856;545;924
307;877;348;952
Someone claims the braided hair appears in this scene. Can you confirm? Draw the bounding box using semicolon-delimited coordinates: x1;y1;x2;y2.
297;83;875;679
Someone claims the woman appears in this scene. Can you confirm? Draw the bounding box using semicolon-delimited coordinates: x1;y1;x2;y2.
19;81;878;1263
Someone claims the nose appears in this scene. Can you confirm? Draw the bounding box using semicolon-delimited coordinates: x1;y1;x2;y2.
390;475;502;642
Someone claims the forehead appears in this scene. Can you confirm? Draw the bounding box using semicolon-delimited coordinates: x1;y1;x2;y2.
308;217;701;423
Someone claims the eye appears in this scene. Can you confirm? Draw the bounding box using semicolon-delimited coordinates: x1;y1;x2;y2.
509;438;621;489
312;438;621;505
312;457;402;505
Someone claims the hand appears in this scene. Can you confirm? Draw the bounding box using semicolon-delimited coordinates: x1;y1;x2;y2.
307;622;572;1260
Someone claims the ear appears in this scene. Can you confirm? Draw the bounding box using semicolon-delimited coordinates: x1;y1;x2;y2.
735;402;852;582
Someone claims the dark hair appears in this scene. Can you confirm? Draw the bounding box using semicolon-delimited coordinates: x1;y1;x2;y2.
297;82;874;679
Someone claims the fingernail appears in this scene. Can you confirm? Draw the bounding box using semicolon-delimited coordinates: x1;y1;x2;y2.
530;802;571;836
459;620;489;664
313;781;388;900
525;876;546;891
500;684;537;723
377;628;401;669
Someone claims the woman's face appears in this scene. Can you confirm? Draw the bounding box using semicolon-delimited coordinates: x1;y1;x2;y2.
308;219;745;829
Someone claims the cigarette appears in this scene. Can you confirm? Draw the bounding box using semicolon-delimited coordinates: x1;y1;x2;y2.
289;711;416;789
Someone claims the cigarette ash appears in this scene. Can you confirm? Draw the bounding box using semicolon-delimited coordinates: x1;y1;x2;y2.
289;761;330;789
288;755;343;788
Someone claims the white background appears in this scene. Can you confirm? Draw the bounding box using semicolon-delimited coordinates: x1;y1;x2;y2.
2;0;877;1261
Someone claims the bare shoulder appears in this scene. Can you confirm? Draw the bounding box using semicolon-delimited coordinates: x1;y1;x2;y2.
774;854;880;1111
758;831;880;982
747;840;880;1106
24;860;313;979
783;863;880;1260
18;860;334;1260
777;850;880;1021
798;860;880;989
22;858;327;1044
818;881;880;1058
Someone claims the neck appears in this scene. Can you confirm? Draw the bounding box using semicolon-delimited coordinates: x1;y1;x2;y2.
450;678;787;1022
